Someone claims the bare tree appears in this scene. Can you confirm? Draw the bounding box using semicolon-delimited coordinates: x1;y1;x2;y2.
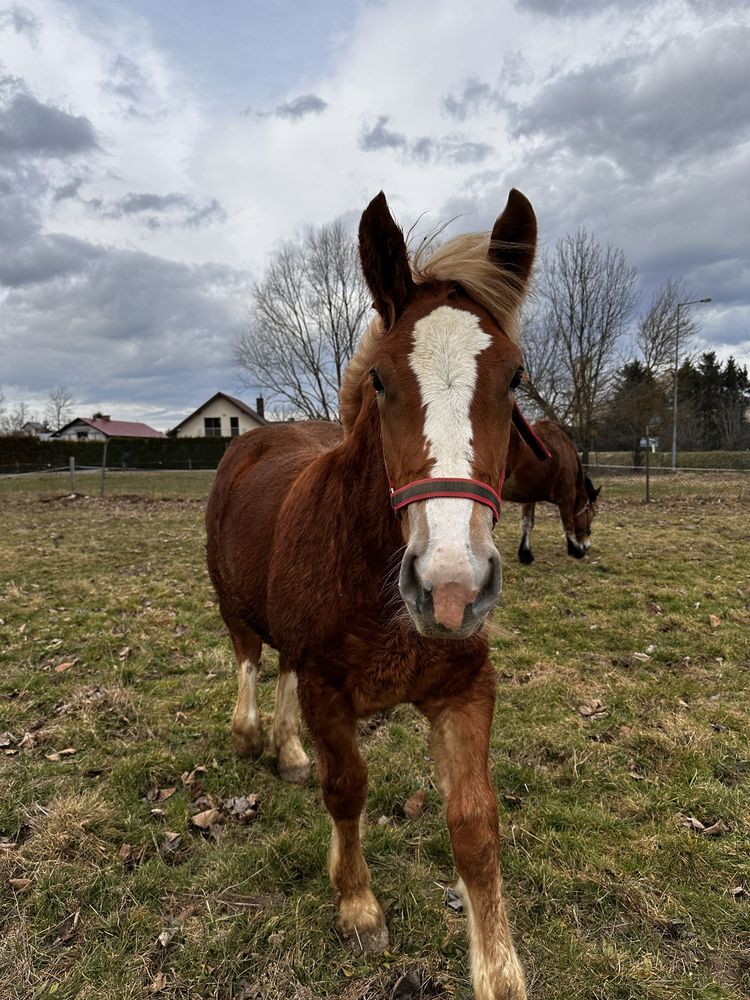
517;300;566;423
45;384;75;431
235;220;370;420
0;400;33;434
536;228;638;460
636;277;700;376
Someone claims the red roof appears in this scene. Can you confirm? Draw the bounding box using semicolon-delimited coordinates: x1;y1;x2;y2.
55;417;164;438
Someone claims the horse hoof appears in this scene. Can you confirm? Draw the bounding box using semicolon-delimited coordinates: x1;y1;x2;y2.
518;548;534;565
278;760;311;785
345;923;390;954
231;728;264;759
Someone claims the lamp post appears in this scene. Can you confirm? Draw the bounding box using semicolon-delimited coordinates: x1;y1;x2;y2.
671;297;712;471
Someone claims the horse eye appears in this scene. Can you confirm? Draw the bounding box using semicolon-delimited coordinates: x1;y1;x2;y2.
509;367;524;391
369;368;385;394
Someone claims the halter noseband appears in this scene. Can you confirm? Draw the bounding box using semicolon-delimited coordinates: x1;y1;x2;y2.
388;403;551;525
391;477;502;522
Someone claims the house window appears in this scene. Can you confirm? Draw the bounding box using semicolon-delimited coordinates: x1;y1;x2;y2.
76;431;89;439
230;416;240;436
204;417;222;437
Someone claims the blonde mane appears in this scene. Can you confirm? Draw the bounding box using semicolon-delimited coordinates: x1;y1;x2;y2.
339;231;530;433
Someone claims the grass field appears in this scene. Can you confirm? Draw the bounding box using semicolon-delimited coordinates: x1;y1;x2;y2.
1;477;748;1000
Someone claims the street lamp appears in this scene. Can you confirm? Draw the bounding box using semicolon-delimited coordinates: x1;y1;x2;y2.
671;296;712;471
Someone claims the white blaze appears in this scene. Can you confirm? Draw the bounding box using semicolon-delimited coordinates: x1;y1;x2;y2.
408;306;491;584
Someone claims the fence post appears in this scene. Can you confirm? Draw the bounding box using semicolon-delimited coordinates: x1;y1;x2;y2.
100;440;108;497
69;456;76;493
645;441;650;503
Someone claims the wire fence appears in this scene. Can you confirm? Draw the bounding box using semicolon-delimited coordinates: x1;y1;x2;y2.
1;457;749;505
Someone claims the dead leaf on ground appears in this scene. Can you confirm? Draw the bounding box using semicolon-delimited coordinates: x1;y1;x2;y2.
159;832;182;858
222;795;259;823
702;818;730;837
181;766;207;785
56;909;80;945
18;732;36;750
118;843;147;867
150;972;168;993
146;785;177;803
190;808;220;830
681;815;706;832
503;792;523;807
0;732;16;748
404;788;426;819
157;927;176;948
191;792;218;812
708;614;721;628
577;698;608;719
54;658;79;673
118;646;131;660
10;877;32;891
45;748;76;762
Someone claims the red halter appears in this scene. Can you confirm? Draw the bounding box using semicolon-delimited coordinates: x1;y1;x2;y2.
388;403;550;524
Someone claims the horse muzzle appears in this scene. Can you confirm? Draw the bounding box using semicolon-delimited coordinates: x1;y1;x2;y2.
398;545;502;639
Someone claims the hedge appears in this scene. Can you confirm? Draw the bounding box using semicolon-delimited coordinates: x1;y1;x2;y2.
0;435;232;473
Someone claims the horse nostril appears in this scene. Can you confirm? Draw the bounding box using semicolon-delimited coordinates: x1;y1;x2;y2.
399;549;425;609
473;550;502;617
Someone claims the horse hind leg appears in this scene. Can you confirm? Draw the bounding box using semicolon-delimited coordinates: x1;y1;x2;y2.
271;659;311;784
517;503;535;564
228;622;265;759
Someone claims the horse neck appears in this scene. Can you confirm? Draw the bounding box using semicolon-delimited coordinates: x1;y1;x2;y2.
335;397;403;563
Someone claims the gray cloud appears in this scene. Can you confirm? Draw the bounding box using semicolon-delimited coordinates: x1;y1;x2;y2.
0;231;100;287
274;93;328;119
512;26;750;179
359;116;493;165
100;53;151;106
359;115;406;151
441;59;529;122
53;176;84;201
0;4;41;40
86;191;226;229
247;92;329;121
1;239;252;422
514;0;645;15
0;76;98;160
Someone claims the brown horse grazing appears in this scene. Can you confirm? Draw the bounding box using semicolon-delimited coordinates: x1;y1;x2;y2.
206;189;539;999
502;418;601;563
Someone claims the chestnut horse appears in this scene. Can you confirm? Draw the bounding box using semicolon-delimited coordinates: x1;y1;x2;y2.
206;189;539;999
502;418;600;563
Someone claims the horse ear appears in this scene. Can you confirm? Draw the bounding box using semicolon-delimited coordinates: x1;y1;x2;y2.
489;188;537;291
359;191;415;328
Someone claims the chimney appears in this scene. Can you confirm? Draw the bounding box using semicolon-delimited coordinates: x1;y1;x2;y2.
256;396;265;420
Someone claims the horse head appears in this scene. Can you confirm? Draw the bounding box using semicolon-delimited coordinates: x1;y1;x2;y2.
358;189;536;638
573;475;601;551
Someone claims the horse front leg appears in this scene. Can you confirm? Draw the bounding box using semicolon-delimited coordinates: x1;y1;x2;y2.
560;502;585;558
298;675;389;953
270;659;311;784
517;502;535;564
421;663;526;1000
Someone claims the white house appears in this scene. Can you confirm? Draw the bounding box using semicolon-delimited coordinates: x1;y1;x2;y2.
54;415;164;441
171;393;267;438
21;421;53;441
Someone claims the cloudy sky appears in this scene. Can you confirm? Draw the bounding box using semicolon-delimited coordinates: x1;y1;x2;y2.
1;0;748;430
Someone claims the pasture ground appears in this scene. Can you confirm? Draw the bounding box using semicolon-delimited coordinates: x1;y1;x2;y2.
1;476;748;1000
